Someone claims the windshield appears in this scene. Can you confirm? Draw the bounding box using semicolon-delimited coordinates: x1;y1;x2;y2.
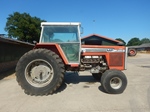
41;25;79;43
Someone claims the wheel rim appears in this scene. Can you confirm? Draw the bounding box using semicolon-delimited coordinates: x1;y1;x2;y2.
130;50;135;55
110;77;122;89
25;59;54;88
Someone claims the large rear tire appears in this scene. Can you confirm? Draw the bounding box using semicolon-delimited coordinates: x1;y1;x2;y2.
101;69;127;94
16;49;65;96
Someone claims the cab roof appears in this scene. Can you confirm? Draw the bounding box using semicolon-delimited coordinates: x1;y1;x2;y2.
41;22;81;26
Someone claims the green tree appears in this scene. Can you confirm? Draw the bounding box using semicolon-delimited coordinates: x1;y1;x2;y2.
5;12;46;43
115;38;126;45
127;37;141;46
140;38;150;44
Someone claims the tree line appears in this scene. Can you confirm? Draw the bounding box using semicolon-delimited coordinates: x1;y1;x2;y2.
5;12;46;43
116;38;150;46
4;12;150;46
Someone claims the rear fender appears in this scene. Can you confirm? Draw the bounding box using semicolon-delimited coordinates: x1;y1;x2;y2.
34;43;69;65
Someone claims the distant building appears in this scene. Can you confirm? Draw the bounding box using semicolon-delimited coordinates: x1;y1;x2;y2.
128;43;150;52
0;36;34;73
81;34;122;46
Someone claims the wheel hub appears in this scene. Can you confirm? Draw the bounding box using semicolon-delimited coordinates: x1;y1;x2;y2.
25;59;54;88
110;77;122;89
130;50;135;54
31;65;52;83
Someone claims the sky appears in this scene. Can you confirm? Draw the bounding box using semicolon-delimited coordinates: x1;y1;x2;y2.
1;0;150;43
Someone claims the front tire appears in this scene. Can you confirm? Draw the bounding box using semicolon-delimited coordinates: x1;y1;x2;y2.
16;49;65;95
101;69;127;94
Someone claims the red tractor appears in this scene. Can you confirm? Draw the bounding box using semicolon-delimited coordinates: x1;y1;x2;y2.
16;22;128;95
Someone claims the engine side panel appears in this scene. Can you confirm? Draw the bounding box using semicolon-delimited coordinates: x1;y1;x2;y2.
81;45;127;70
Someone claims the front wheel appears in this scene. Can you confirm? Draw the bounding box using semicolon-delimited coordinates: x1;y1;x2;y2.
101;69;127;94
16;49;65;96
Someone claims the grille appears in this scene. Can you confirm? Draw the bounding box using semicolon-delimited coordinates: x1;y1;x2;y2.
109;53;123;66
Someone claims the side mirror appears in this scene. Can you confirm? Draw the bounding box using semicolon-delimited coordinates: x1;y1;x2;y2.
80;27;84;34
33;41;37;45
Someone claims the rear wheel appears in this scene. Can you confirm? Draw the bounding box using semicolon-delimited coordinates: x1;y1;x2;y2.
16;49;65;95
101;69;127;94
128;49;137;56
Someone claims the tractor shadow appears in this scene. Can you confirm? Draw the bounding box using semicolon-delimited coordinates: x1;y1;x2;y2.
65;72;97;84
55;72;106;94
0;68;15;80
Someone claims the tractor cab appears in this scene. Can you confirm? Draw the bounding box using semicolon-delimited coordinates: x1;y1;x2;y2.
39;22;81;64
